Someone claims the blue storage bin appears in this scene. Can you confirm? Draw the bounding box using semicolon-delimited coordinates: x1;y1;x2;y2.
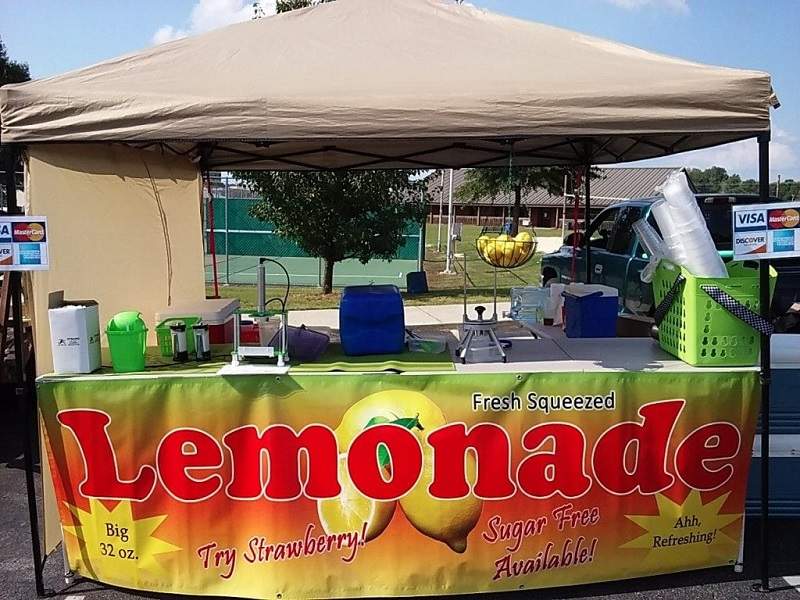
406;271;429;295
339;285;405;356
563;286;618;338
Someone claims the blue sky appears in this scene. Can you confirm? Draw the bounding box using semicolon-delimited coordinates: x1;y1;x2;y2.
2;0;797;179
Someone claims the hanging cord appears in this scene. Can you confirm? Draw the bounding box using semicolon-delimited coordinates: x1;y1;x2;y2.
142;159;174;305
507;143;515;234
203;171;220;298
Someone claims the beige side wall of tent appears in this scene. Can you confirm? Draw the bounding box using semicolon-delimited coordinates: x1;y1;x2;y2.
26;143;207;375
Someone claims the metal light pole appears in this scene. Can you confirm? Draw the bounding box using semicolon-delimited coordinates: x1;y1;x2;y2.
443;169;456;274
436;170;444;252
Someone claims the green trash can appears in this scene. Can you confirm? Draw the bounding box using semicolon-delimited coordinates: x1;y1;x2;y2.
106;311;148;373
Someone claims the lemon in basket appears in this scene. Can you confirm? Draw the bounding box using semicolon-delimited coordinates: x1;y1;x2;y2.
477;234;491;258
514;231;534;262
484;239;500;263
493;234;512;267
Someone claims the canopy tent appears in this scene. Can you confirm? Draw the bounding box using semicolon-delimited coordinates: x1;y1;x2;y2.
0;0;777;171
0;0;780;596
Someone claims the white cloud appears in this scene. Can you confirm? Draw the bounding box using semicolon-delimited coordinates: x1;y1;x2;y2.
622;129;800;180
604;0;689;14
152;0;276;44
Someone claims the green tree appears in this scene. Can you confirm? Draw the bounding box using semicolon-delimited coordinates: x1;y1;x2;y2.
687;166;798;200
0;37;31;173
241;170;429;294
244;0;427;295
457;167;595;234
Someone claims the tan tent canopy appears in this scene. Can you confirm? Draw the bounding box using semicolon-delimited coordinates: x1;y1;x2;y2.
0;0;776;170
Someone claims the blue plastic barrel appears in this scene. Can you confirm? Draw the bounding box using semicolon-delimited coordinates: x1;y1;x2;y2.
339;285;405;356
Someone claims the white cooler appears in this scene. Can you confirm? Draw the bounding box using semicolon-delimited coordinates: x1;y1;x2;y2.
156;298;239;344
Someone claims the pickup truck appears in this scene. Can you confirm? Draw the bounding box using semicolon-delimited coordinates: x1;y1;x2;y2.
540;194;800;330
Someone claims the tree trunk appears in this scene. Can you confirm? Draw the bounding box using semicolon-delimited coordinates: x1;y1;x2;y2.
511;184;522;235
322;257;335;295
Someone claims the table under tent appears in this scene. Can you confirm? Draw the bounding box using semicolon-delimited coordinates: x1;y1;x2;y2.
0;0;779;597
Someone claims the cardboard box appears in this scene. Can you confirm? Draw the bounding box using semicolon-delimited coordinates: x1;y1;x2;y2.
47;291;101;374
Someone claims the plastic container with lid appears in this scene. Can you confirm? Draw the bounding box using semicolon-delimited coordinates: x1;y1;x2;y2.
339;285;405;356
156;298;239;345
106;311;148;372
562;284;619;338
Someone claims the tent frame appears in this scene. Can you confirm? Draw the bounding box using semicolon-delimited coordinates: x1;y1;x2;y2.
108;132;759;172
2;144;48;597
0;129;775;595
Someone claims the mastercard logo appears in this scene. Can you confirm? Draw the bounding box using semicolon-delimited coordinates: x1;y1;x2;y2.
12;222;46;242
769;209;800;229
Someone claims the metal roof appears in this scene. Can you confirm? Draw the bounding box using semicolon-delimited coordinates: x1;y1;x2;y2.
428;167;687;209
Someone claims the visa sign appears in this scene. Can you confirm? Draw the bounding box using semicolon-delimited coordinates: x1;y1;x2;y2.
734;209;766;231
732;202;800;260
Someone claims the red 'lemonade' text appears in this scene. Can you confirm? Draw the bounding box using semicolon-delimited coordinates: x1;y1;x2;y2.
57;399;741;503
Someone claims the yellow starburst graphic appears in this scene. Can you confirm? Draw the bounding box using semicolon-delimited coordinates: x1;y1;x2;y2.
63;499;180;580
621;491;741;571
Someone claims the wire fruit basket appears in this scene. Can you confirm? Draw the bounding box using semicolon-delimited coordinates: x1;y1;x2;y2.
475;226;538;269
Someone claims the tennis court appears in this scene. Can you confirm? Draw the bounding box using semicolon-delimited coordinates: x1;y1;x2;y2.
205;253;420;287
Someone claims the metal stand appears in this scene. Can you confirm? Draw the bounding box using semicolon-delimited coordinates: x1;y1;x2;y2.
4;146;48;597
230;258;289;369
757;134;771;593
457;257;506;363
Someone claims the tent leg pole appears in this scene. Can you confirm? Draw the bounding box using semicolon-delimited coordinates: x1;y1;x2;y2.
757;133;771;593
4;145;47;597
584;161;591;284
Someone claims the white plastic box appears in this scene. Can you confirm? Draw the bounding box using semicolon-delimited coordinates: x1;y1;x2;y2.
156;298;239;344
47;292;101;374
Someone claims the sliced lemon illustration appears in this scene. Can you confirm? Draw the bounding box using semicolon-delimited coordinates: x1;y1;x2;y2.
317;455;396;542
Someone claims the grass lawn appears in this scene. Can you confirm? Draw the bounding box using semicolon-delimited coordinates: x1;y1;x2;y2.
208;224;554;310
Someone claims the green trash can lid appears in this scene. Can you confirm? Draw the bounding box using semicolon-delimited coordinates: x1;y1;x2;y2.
107;311;147;333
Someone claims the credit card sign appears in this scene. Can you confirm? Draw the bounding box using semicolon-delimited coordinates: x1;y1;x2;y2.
0;216;49;271
732;203;800;260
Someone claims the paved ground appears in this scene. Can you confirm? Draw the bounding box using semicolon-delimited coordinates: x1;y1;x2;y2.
288;301;512;329
2;395;799;600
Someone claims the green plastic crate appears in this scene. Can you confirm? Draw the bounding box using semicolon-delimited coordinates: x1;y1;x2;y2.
653;261;776;367
155;316;200;357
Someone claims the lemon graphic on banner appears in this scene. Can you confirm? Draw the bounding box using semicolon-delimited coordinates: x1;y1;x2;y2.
621;491;741;571
330;390;482;553
63;499;179;579
317;455;396;541
399;436;482;553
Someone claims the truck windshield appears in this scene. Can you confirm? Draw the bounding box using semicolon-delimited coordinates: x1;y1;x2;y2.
698;204;733;251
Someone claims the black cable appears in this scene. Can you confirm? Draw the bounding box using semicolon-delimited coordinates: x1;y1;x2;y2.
259;257;291;309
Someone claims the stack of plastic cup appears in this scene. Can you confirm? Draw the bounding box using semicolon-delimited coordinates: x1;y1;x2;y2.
653;171;727;278
650;199;687;266
632;219;668;283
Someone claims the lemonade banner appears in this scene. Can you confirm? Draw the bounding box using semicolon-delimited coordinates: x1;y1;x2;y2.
38;370;759;599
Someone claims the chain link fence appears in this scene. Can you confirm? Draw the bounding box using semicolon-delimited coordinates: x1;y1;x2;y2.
203;175;423;288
